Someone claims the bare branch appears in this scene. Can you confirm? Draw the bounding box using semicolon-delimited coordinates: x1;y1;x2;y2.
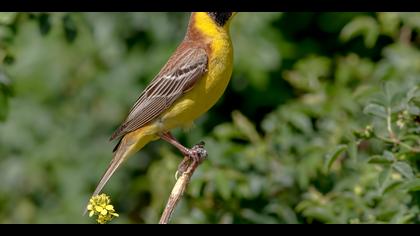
159;144;207;224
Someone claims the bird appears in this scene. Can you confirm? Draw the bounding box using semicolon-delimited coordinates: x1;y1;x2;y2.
89;12;237;202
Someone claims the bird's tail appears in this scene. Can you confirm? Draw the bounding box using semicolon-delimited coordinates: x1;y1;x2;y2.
84;128;157;215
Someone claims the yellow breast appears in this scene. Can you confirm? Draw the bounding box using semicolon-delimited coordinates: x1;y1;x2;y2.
159;13;234;131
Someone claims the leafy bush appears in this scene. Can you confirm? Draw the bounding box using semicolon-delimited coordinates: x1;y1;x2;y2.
0;12;419;223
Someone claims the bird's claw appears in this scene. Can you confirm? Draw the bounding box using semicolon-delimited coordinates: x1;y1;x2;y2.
174;141;207;180
189;141;207;164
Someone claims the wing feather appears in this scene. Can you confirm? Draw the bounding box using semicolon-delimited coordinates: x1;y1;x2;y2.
110;45;208;141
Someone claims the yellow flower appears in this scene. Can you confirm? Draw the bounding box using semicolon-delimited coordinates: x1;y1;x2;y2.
86;193;119;224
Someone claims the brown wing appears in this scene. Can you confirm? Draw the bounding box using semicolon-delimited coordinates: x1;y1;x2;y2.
110;45;208;141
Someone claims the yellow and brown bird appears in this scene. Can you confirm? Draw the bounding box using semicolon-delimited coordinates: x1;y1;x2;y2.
90;12;236;199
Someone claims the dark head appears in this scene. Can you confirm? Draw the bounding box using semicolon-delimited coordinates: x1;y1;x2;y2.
186;12;236;40
207;12;235;27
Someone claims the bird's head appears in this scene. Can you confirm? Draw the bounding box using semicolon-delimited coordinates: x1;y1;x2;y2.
207;12;237;28
187;12;237;40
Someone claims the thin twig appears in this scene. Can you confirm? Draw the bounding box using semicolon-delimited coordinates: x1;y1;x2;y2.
159;144;207;224
399;25;412;45
386;107;396;141
380;107;420;153
376;135;420;153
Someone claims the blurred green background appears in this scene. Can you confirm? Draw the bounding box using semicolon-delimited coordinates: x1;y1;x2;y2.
0;12;420;224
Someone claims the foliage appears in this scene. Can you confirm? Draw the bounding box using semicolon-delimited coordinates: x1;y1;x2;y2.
0;13;17;121
0;12;419;223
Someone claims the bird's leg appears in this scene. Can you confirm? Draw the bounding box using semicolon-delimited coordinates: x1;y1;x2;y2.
159;132;207;177
159;132;190;156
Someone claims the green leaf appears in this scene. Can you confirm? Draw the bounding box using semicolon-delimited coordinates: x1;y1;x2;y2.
0;70;11;86
0;70;12;122
383;151;395;160
368;155;387;164
0;90;8;121
377;12;400;37
368;153;394;164
232;110;262;144
324;145;347;173
302;207;335;223
213;123;242;140
62;14;78;43
395;213;416;224
363;103;387;118
287;110;313;134
402;179;420;192
0;13;17;25
381;82;394;107
340;16;379;48
378;166;391;189
38;13;51;36
215;171;231;200
400;13;420;31
383;181;403;194
241;209;278;224
407;106;420;116
391;91;406;107
348;140;358;160
406;86;419;102
393;161;414;179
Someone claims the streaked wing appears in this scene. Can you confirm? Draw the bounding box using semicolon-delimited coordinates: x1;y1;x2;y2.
110;45;208;141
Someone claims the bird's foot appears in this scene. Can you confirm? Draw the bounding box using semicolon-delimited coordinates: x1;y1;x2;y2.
189;141;207;164
175;141;207;179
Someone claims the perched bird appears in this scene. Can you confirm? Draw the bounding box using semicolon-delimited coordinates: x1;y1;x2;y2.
89;12;236;201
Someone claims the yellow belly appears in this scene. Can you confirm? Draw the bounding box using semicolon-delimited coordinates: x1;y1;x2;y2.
125;12;235;155
158;39;233;131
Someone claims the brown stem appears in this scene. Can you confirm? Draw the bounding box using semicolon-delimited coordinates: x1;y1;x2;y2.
399;26;412;45
159;145;206;224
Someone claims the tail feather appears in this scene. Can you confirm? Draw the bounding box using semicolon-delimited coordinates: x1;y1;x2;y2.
83;143;130;215
92;149;127;197
83;128;157;215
